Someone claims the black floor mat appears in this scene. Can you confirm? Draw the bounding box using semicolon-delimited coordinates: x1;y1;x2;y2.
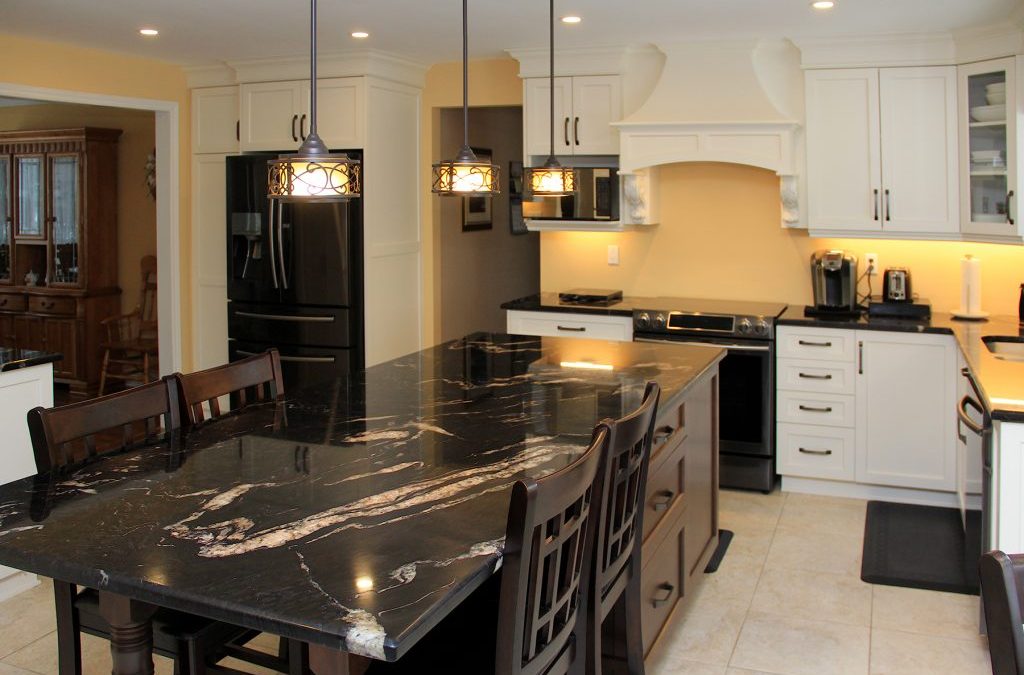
861;501;981;595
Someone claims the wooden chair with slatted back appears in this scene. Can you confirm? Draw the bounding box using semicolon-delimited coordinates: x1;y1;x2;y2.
585;381;660;675
176;348;284;427
98;255;159;395
980;550;1024;674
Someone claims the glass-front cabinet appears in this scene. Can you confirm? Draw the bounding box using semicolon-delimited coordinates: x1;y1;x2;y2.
960;57;1022;240
49;155;80;286
15;155;45;239
0;157;10;283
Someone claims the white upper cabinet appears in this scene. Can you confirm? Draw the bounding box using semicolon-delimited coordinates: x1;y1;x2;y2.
523;74;621;159
806;67;958;236
959;57;1022;242
191;86;239;154
240;78;365;151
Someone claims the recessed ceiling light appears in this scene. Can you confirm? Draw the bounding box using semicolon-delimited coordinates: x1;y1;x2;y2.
561;15;582;24
811;0;835;9
139;28;159;36
351;31;369;39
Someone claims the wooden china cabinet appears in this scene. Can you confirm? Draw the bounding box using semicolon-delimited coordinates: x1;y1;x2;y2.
0;128;121;398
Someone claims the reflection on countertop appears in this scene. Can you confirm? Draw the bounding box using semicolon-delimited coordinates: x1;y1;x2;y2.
0;349;62;373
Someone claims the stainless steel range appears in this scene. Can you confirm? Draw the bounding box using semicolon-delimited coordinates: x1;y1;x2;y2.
632;298;788;492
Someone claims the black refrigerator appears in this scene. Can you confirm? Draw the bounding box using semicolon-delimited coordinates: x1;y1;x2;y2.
226;152;364;390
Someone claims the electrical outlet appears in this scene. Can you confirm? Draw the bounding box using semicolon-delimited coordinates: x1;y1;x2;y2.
607;245;620;266
865;253;878;275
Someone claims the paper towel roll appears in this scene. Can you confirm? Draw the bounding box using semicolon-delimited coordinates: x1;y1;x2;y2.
961;255;982;315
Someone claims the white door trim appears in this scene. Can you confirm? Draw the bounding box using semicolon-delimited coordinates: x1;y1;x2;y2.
0;82;182;374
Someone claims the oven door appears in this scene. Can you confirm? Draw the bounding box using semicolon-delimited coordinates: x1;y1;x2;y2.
636;335;773;458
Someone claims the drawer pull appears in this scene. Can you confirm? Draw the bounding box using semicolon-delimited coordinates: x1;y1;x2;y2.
650;490;674;512
798;340;832;347
798;404;833;413
0;298;6;307
556;325;586;332
651;583;674;608
798;372;832;380
798;447;833;456
653;425;675;444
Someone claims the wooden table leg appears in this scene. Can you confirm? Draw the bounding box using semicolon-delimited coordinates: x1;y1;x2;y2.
308;644;370;675
97;591;157;675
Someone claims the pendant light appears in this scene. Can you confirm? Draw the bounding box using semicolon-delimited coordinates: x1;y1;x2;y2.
432;0;500;196
268;0;360;201
525;0;576;197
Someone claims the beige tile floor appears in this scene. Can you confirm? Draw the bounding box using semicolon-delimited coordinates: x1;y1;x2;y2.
647;489;993;675
0;489;992;674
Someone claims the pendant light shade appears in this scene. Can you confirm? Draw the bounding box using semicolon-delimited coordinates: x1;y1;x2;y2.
432;0;500;196
526;0;576;198
268;0;360;201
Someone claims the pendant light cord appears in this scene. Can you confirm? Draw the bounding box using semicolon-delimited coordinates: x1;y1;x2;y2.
548;0;555;158
309;0;318;137
462;0;469;150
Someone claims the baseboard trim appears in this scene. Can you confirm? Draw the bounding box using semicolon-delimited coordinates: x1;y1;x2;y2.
781;476;982;509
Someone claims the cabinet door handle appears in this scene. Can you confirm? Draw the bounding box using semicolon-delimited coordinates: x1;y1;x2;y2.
884;189;892;222
574;116;580;146
798;372;832;380
653;425;675;444
873;188;879;221
798;339;832;347
651;583;674;607
236;120;240;141
556;325;586;332
1008;190;1015;226
798;447;833;456
858;340;864;374
650;490;675;512
291;114;298;142
798;404;833;413
300;113;307;141
564;117;570;146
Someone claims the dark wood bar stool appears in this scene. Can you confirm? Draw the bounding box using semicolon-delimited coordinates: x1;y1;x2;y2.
175;348;285;427
980;550;1024;674
584;382;660;675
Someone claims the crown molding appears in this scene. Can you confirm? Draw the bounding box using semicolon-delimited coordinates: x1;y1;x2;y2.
953;22;1024;63
506;45;645;78
793;33;957;69
185;50;428;89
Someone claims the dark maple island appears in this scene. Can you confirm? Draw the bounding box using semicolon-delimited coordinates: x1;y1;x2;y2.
0;334;721;672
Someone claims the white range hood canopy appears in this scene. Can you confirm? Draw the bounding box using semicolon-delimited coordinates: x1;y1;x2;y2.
614;39;804;225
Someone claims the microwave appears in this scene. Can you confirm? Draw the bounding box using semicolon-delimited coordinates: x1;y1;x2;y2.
522;167;619;222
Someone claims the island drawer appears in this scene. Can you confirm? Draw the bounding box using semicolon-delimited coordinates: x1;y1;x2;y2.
0;293;26;313
506;310;633;342
776;326;855;362
777;390;854;428
644;433;685;543
28;295;77;316
777;358;855;395
640;511;684;655
777;423;855;481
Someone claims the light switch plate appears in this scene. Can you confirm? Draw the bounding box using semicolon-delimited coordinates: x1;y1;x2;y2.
607;245;620;266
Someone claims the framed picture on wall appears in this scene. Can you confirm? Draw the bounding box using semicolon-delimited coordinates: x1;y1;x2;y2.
462;147;493;232
509;160;527;235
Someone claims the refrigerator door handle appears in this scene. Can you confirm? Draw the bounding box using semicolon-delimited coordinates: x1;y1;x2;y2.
267;198;279;289
277;200;289;289
237;349;336;364
234;311;335;323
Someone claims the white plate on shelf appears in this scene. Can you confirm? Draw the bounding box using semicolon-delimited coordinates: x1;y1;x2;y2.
987;82;1006;93
972;105;1005;122
972;150;1005;161
972;213;1007;223
952;309;990;320
987;91;1007;105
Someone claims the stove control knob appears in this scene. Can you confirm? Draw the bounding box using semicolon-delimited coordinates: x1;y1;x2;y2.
653;313;667;330
636;312;651;330
755;319;770;336
737;318;753;335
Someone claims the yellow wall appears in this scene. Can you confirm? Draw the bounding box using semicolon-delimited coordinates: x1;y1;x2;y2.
420;57;523;345
0;33;192;366
541;162;1024;317
0;103;156;314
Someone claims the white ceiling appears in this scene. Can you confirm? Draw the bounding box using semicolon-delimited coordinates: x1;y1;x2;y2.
0;0;1019;67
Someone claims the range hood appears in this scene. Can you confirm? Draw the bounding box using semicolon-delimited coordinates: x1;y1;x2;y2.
614;39;804;226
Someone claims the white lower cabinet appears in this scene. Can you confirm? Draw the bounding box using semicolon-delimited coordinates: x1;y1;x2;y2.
777;326;957;498
506;310;633;341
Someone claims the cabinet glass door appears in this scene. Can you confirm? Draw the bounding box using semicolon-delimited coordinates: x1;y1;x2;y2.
960;58;1017;237
16;155;44;238
49;155;80;285
0;157;10;281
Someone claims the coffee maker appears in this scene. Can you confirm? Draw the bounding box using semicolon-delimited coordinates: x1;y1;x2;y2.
809;250;859;313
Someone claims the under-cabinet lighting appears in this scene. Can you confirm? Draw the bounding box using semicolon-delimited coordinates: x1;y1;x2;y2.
561;15;582;24
560;361;613;371
139;28;159;36
810;1;835;9
351;31;369;39
990;397;1024;407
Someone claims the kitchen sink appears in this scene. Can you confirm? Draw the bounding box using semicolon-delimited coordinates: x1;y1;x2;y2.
983;336;1024;360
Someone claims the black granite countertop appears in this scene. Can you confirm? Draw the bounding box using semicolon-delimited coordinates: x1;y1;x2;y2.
0;333;723;661
778;306;1024;422
502;292;646;316
0;349;61;373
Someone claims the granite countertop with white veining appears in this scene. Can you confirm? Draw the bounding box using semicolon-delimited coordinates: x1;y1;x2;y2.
0;333;723;661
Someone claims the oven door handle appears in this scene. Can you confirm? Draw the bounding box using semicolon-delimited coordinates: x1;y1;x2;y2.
634;337;770;352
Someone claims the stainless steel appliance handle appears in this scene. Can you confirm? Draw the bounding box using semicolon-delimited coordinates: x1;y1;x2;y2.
634;337;770;352
234;311;335;323
798;447;833;456
799;404;833;413
798;339;832;347
958;395;986;436
237;349;336;364
557;325;586;332
267;199;279;289
798;372;832;380
277;200;288;290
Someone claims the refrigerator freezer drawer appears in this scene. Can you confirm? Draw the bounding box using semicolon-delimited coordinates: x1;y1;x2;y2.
229;340;354;390
229;302;354;348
